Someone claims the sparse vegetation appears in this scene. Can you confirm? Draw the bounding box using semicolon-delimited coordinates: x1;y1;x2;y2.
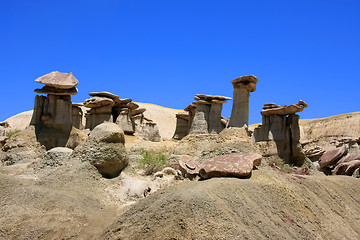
138;149;169;175
267;156;291;172
6;129;21;138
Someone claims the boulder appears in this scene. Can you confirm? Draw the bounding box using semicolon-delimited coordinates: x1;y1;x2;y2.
35;71;78;89
88;122;125;144
65;127;88;149
35;147;73;169
336;153;360;165
72;122;128;178
319;145;348;169
333;160;360;176
199;153;262;179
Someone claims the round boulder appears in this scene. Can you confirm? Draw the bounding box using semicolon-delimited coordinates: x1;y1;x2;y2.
72;122;128;178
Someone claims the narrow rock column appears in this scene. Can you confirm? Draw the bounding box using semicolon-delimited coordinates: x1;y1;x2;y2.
228;75;258;128
189;100;211;134
173;112;190;140
208;100;225;134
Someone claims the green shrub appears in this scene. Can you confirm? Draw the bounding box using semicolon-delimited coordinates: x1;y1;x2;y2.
138;149;169;175
267;156;291;172
6;129;21;138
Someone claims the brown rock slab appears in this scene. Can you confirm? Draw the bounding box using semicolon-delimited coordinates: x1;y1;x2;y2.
126;102;139;110
34;86;78;95
333;160;360;176
199;153;262;179
318;145;348;169
84;96;115;108
336;153;360;165
35;71;79;89
184;102;197;111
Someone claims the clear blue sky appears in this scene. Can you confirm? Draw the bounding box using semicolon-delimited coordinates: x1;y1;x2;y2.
1;0;359;124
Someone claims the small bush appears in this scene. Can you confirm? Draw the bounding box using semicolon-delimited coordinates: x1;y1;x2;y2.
138;149;169;175
6;129;21;138
268;156;291;172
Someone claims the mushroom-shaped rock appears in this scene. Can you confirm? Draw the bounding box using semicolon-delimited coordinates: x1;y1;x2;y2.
34;86;78;95
318;145;348;169
231;75;259;92
333;160;360;176
83;96;115;108
178;156;201;176
195;94;232;101
199;153;262;179
261;100;308;116
228;75;259;128
71;122;128;178
35;71;79;89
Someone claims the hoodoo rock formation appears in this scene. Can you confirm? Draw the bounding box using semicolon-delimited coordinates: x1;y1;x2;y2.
254;101;308;165
228;75;258;128
30;71;79;149
188;94;231;134
83;92;161;141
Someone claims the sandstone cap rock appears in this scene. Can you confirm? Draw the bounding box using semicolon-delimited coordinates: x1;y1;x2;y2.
176;112;190;120
195;94;232;101
89;92;120;102
35;71;78;89
83;96;115;108
261;100;308;116
34;86;78;95
231;75;259;92
131;108;146;116
184;102;197;112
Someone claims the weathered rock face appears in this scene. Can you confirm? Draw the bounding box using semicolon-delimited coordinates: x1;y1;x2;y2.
187;94;231;135
336;152;360;165
300;112;360;154
333;160;360;176
72;122;128;178
172;112;190;140
254;102;307;166
189;102;210;134
199;153;262;179
0;126;46;166
318;145;348;169
72;104;83;129
228;75;258;128
173;127;257;163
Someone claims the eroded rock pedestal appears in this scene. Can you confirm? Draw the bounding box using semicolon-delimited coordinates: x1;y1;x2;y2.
254;101;308;165
30;71;79;149
188;94;231;135
228;75;258;128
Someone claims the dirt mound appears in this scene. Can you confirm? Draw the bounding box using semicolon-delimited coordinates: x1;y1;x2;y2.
3;110;33;131
103;169;360;240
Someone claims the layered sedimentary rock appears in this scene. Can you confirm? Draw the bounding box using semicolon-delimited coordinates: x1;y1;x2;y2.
188;94;231;135
228;75;258;128
172;112;190;140
72;103;84;130
30;71;79;149
254;101;308;165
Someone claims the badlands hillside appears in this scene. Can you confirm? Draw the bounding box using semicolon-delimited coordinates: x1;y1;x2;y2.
0;104;359;240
